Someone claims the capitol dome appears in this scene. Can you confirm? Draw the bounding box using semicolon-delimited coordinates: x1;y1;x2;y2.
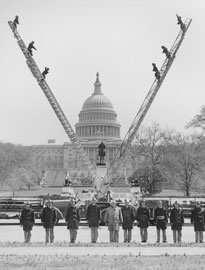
75;73;121;141
82;94;113;110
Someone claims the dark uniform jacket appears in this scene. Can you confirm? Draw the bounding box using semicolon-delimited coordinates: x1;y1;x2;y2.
170;207;184;230
20;208;35;231
86;204;101;227
136;207;150;228
191;207;205;232
66;205;80;229
41;206;57;228
154;207;168;230
121;206;135;230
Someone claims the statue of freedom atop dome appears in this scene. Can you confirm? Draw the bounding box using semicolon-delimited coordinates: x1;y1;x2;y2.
98;142;106;165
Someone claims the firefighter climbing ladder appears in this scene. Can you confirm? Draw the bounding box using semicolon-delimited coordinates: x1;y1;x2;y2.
8;21;97;182
98;18;192;197
8;17;192;198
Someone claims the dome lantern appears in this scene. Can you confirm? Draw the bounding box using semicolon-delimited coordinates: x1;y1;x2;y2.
93;72;102;95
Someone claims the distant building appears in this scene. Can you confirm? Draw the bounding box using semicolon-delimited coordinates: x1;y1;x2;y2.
31;73;132;186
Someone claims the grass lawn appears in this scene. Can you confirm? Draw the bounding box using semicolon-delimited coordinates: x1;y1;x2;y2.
0;254;205;270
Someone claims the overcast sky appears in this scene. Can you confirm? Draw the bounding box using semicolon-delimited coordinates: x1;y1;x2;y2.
0;0;204;146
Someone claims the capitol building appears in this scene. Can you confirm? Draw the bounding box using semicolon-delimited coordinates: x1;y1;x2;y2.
31;73;133;186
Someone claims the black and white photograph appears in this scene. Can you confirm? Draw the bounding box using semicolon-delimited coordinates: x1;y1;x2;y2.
0;0;205;269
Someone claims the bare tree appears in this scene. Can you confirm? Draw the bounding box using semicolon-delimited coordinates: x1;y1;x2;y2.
0;142;28;190
9;167;40;190
168;133;205;196
129;123;173;194
134;123;173;166
187;105;205;130
186;105;205;142
0;142;41;190
128;166;165;194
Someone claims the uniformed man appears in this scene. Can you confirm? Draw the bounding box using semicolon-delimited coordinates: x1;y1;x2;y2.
65;199;81;243
191;201;205;243
28;41;37;56
152;63;160;80
170;201;184;243
13;15;19;28
176;14;185;31
154;200;168;243
41;200;57;243
42;67;49;79
86;197;101;243
121;200;135;243
20;202;35;243
161;46;171;59
136;199;150;243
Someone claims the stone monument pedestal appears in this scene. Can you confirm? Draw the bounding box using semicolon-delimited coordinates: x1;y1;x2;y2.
94;164;107;191
96;164;107;178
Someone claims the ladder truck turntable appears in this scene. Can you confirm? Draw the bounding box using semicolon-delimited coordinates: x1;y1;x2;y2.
8;17;192;214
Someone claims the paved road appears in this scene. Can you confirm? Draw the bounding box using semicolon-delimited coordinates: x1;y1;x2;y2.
0;222;197;243
0;223;205;256
0;246;205;256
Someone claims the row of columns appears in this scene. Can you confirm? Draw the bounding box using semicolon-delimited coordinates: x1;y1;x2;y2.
76;125;120;137
80;113;116;121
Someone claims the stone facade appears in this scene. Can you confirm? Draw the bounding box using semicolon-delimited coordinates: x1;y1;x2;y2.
75;72;121;141
31;73;128;184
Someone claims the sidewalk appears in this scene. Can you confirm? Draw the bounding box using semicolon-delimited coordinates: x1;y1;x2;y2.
0;245;205;256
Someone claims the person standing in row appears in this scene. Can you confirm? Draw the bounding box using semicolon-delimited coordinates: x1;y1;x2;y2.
86;197;101;243
66;199;81;243
191;202;205;243
121;200;135;243
41;200;57;243
20;202;35;243
136;199;150;243
170;201;184;243
104;200;123;243
154;200;168;243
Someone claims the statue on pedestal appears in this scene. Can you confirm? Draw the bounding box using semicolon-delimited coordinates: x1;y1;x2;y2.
98;141;106;165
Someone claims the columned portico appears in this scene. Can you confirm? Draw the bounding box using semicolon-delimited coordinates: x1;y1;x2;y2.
75;73;122;167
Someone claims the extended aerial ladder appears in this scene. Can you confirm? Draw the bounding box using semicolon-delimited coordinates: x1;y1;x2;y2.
8;21;97;183
8;17;192;200
97;17;192;198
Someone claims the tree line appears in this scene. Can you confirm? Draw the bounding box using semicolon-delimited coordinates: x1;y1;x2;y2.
0;142;44;191
0;106;205;195
128;105;205;196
